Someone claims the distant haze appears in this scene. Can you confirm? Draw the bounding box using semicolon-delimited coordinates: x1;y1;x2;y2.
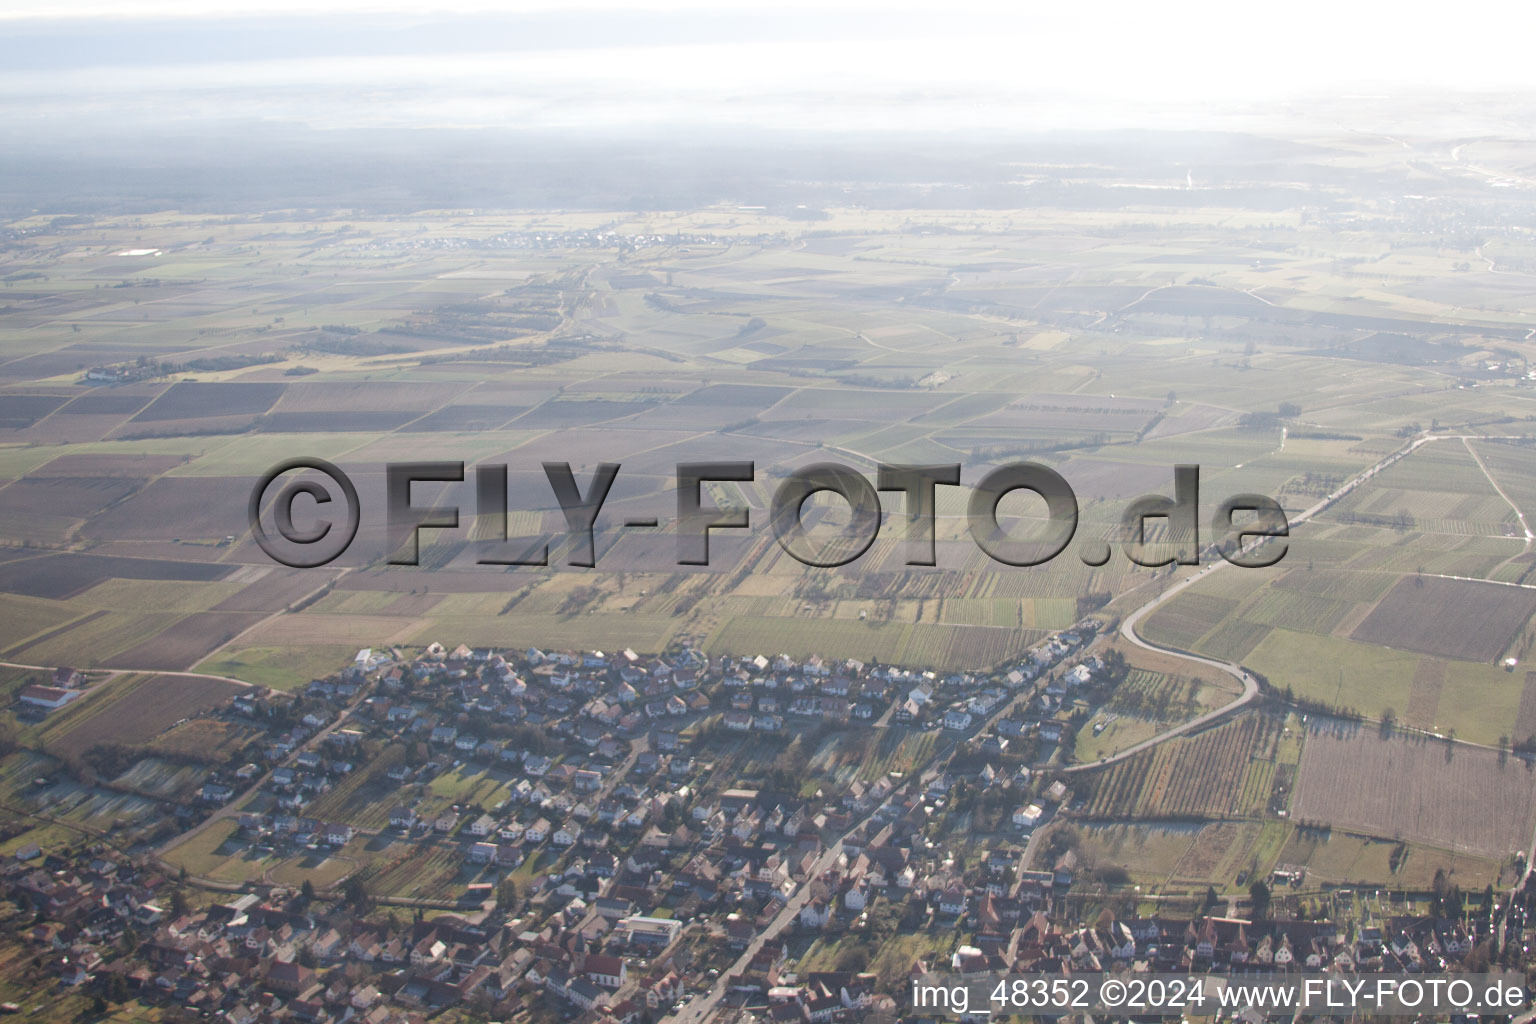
3;2;1536;136
3;1;1535;217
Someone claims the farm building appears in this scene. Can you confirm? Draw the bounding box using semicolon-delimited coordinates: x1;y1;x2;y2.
18;685;81;711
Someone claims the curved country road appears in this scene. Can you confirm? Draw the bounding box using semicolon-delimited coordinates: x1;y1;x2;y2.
1063;432;1499;773
1061;584;1259;773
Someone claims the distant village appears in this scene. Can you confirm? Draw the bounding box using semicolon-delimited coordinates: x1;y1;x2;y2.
5;623;1533;1024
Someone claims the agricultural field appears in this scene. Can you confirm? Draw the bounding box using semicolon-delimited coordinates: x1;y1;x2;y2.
1166;822;1270;888
1141;594;1241;652
1071;821;1207;886
1275;829;1505;890
148;717;265;762
1126;428;1536;761
163;819;385;889
805;727;945;788
1292;718;1536;860
704;616;1043;671
1060;818;1298;892
1243;631;1520;745
1514;671;1536;746
303;745;407;831
196;644;360;691
0;748;171;852
1082;713;1282;820
367;840;489;900
1348;577;1536;662
110;758;208;801
27;673;245;758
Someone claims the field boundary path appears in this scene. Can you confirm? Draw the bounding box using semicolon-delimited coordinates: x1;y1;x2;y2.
1461;436;1535;574
1075;432;1515;773
0;562;344;690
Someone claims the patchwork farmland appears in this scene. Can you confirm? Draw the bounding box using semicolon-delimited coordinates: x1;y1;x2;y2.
3;159;1536;962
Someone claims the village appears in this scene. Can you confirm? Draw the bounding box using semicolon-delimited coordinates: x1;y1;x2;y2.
2;626;1532;1024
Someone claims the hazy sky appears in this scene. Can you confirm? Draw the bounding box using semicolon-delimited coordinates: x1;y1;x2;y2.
4;1;1535;134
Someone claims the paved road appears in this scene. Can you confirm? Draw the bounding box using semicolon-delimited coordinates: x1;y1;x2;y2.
0;660;257;689
157;675;377;861
662;628;1067;1022
664;835;852;1024
1060;603;1258;773
1061;431;1503;773
0;565;345;693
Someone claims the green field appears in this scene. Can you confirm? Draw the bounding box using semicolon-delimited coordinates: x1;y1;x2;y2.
197;645;361;690
1244;630;1518;744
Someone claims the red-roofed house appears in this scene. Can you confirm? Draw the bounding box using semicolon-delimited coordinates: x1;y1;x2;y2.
19;686;79;711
